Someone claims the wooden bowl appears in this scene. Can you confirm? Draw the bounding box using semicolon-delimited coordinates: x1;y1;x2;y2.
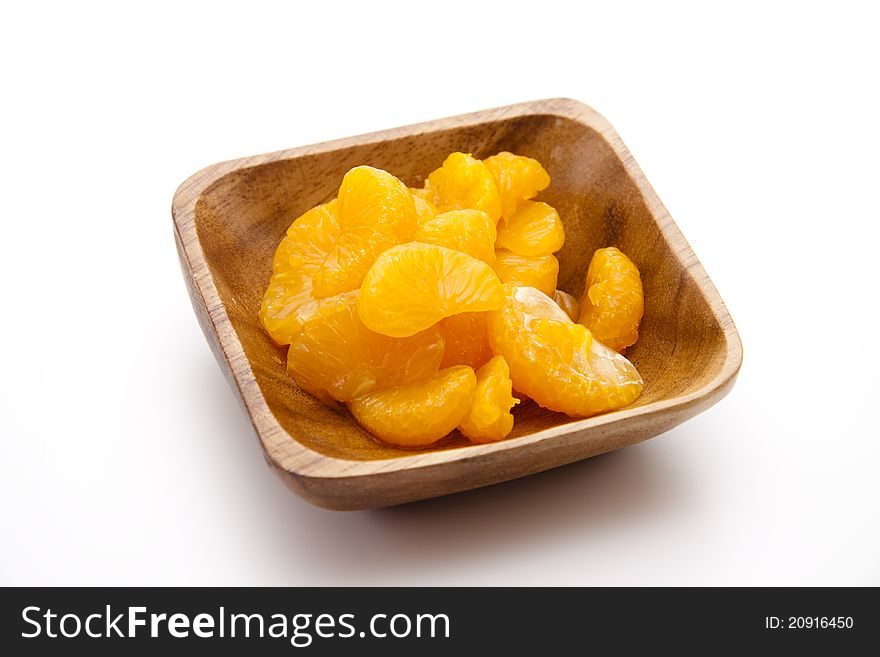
173;98;742;510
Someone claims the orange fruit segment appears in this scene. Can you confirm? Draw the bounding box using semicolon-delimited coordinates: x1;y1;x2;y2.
271;201;340;272
487;284;643;417
424;153;502;223
553;289;580;321
439;311;493;370
459;355;519;443
359;242;505;338
415;209;496;264
483;151;550;219
410;186;435;202
260;200;341;345
493;250;559;296
312;166;417;298
286;291;445;403
280;200;341;269
410;188;437;226
496;201;564;256
272;237;299;273
348;365;477;447
260;269;325;346
578;247;644;352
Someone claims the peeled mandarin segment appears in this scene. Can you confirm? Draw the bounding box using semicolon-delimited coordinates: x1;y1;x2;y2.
414;209;496;264
578;247;644;353
358;242;505;338
459;355;519;444
348;366;477;447
483;152;550;219
286;291;445;403
500;283;571;324
410;186;435;202
493;250;559;297
312;166;417;298
336;167;415;242
424;153;502;223
439;312;493;370
260;269;323;345
272;235;299;273
496;201;565;256
260;201;342;344
553;289;580;321
281;200;340;269
529;318;581;362
411;191;437;226
272;201;339;272
487;284;643;417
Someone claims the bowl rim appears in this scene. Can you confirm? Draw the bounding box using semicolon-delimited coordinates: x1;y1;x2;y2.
172;97;743;482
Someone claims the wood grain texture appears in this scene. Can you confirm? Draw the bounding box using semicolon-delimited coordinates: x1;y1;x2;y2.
172;98;742;510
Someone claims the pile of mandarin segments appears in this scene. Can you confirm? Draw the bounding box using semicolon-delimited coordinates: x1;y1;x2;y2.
260;152;644;448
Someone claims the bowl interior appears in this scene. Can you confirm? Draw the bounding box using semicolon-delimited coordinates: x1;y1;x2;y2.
193;113;727;460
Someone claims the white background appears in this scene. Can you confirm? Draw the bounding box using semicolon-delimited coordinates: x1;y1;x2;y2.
1;1;878;586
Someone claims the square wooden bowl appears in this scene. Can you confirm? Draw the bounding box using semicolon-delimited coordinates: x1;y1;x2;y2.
172;98;742;510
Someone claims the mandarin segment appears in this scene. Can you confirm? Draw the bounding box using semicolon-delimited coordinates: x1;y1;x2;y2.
487;285;643;417
439;312;493;370
459;355;519;443
271;201;340;272
415;209;496;264
312;166;417;297
411;193;437;226
281;200;340;269
496;201;564;256
578;247;644;352
410;186;434;201
260;200;341;345
553;289;580;322
348;366;477;447
272;235;300;274
424;152;501;222
493;250;559;296
286;291;445;403
260;269;324;345
358;242;505;338
483;151;550;219
336;167;415;241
